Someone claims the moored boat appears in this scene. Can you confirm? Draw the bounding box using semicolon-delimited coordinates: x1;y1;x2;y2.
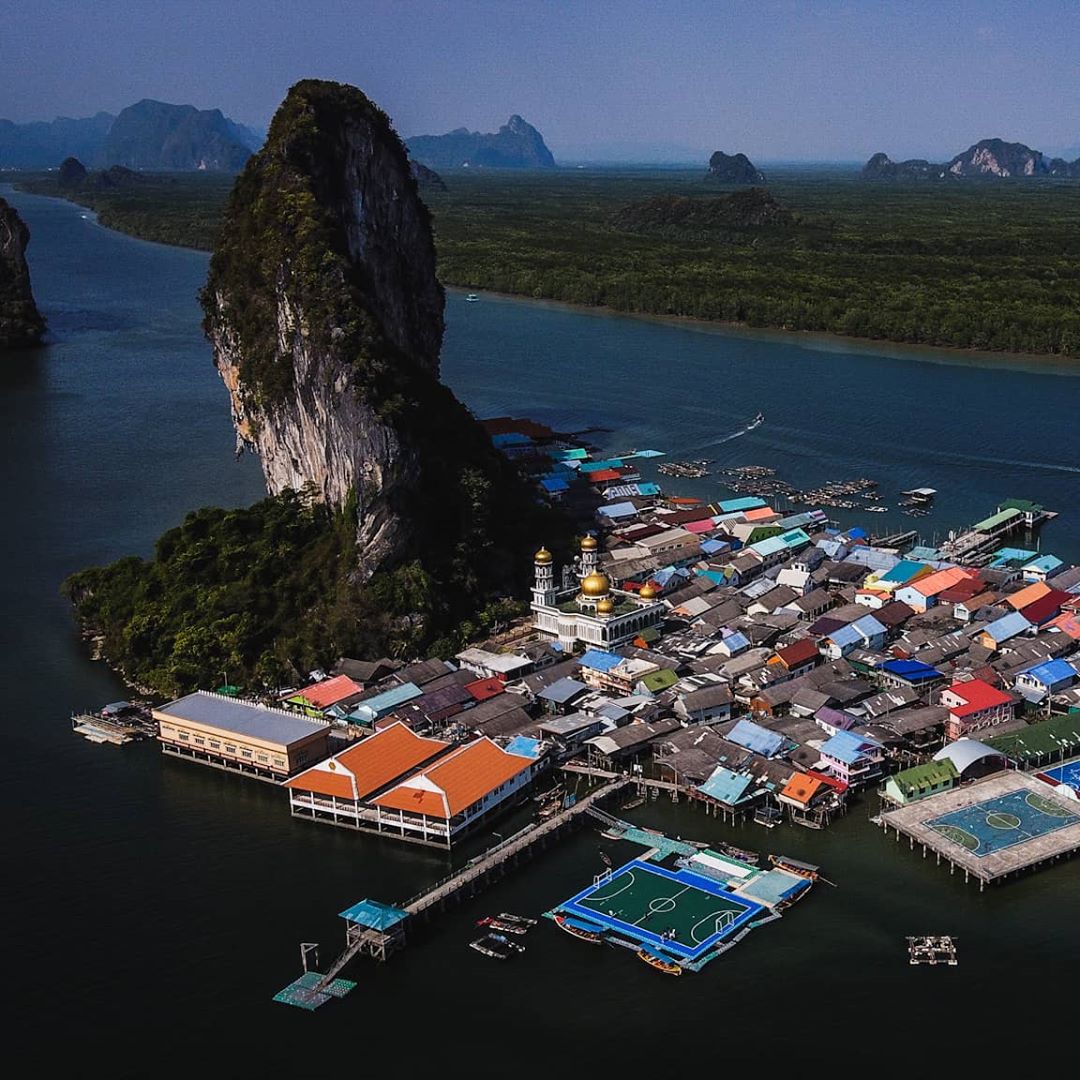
554;914;604;944
477;917;528;935
497;912;538;927
636;946;683;975
469;934;511;959
489;932;526;954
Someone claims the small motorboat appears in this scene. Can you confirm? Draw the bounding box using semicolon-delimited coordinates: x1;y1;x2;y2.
554;914;604;944
489;933;526;954
477;917;527;935
470;934;512;960
465;293;479;302
496;912;538;927
636;947;683;976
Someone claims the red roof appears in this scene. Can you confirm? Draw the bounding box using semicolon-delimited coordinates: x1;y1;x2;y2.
1019;589;1071;626
944;678;1012;718
465;677;505;702
292;674;363;710
589;469;623;484
775;638;819;668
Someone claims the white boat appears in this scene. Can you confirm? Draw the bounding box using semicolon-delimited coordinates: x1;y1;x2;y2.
465;293;479;302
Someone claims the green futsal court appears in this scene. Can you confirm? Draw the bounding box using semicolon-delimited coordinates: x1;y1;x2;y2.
560;859;761;960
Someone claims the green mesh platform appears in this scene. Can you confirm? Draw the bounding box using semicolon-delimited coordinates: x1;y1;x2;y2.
273;971;357;1010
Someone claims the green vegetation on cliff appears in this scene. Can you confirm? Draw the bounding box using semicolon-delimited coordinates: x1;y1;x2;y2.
64;488;539;697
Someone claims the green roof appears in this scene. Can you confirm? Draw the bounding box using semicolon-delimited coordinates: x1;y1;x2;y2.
641;669;679;692
889;759;957;797
637;627;662;644
985;714;1080;761
973;507;1021;532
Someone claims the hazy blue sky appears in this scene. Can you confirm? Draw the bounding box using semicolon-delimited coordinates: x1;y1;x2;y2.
4;0;1079;161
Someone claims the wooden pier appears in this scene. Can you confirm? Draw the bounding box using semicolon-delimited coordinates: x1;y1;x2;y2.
287;775;631;997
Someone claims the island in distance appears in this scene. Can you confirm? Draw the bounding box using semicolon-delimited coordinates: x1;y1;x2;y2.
0;197;45;349
704;150;766;184
407;114;555;169
863;137;1080;179
0;99;263;171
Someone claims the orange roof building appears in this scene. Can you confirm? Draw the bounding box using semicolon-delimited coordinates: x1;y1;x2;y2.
288;674;364;713
284;722;449;802
370;738;536;845
1006;580;1051;611
777;772;826;810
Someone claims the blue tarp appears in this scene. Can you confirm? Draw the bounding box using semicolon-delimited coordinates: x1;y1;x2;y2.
579;649;622;673
880;658;942;682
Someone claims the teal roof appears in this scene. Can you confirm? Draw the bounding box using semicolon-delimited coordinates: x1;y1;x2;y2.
697;766;755;806
878;559;927;584
339;899;409;930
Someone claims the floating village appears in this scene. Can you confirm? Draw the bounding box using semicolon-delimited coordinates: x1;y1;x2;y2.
74;414;1080;1009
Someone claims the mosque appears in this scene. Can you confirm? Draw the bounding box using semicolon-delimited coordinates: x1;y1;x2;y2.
530;535;666;649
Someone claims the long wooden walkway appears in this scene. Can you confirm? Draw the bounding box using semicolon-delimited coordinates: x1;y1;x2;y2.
403;775;630;918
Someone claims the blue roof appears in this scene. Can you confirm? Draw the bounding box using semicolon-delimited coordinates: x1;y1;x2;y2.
504;735;543;759
598;501;638;519
717;496;767;513
820;729;883;765
982;610;1032;643
541;476;570;493
847;527;868;540
538;677;588;704
491;432;533;448
580;649;622;673
700;539;729;555
1022;658;1077;686
551;448;588;461
880;658;942;682
339;899;409;930
1023;554;1063;574
826;623;863;650
350;682;423;720
748;528;810;558
989;547;1038;568
878;559;927;584
697;765;755;805
721;630;751;652
695;569;728;585
851;613;887;638
631;449;665;458
727;718;785;758
158;691;330;745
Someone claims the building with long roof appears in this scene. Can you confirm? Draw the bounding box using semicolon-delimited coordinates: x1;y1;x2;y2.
530;535;665;649
153;691;331;782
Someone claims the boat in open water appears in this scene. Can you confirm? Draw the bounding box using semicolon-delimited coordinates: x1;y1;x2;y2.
470;934;513;960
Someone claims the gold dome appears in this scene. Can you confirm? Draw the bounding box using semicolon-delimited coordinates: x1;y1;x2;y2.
534;546;553;564
639;583;658;600
596;597;615;615
580;571;611;597
580;535;599;551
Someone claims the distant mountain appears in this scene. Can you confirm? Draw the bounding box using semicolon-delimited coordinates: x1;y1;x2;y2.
407;115;555;169
612;188;792;235
863;138;1080;180
704;150;766;184
101;100;253;171
0;101;263;172
0;112;114;169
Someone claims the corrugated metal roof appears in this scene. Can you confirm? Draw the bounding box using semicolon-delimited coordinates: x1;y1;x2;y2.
158;691;329;745
697;765;755;805
727;718;785;758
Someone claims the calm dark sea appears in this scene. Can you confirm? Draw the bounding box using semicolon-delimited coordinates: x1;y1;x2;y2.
3;188;1078;1074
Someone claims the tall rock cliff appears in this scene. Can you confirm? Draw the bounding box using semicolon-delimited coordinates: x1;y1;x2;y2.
0;197;45;349
202;80;547;583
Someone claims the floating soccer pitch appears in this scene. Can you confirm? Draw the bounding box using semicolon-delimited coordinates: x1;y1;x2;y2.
1040;758;1080;797
556;859;762;963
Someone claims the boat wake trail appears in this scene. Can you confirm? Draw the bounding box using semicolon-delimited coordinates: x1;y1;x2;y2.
683;413;764;454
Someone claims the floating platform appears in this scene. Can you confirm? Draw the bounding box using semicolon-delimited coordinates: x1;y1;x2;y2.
908;935;957;966
273;971;357;1011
